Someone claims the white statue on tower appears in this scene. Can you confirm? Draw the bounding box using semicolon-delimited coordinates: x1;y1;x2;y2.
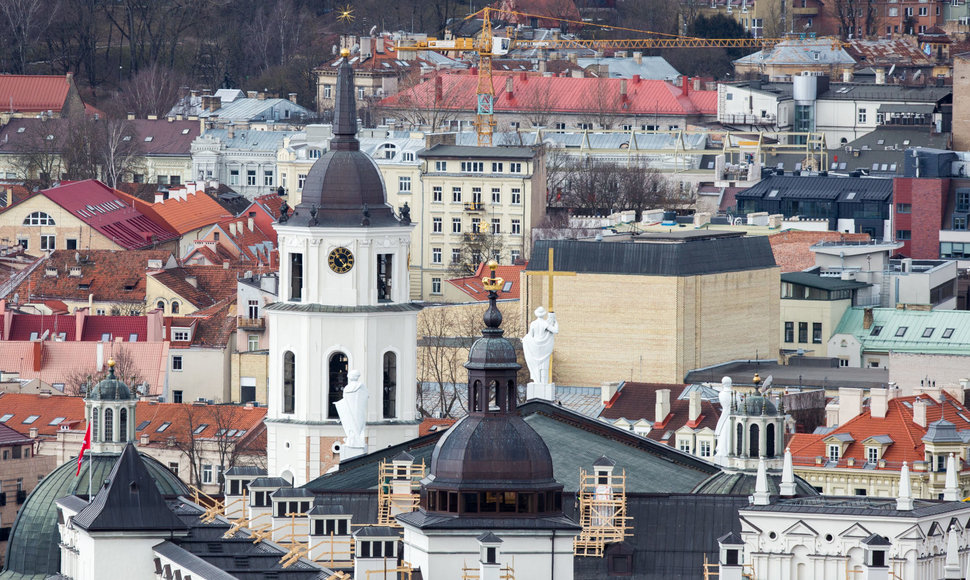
334;369;368;460
714;376;735;459
523;306;558;401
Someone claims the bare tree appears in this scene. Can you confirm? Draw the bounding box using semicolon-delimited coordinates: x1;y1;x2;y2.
382;69;466;132
417;302;528;418
448;227;505;277
521;80;556;129
9;124;64;189
579;80;625;130
0;0;56;73
111;62;192;118
172;404;265;489
97;119;143;189
62;345;148;396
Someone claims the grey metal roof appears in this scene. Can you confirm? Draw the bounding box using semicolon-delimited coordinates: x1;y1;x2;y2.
878;103;936;114
196;129;292;151
71;443;187;532
781;272;871;292
250;477;291;488
153;541;238;580
863;533;891;546
743;496;970;518
735;39;855;66
200;98;312;122
571;494;747;580
737;175;893;202
923;419;962;443
576;56;680;80
353;526;400;537
271;487;315;499
224;466;266;477
691;471;818;496
827;433;855;443
477;531;503;543
266;302;423;314
865;434;894;444
417;144;536;159
397;509;581;530
303;400;719;494
527;235;777;278
684;361;888;391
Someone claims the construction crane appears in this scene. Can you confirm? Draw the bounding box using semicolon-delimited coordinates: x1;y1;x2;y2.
399;7;787;146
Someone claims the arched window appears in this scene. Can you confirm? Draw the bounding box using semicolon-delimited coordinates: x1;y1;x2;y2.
749;423;760;458
328;352;348;419
23;211;55;226
382;352;397;419
735;422;743;456
171;301;180;314
472;380;482;412
488;380;499;411
104;408;114;442
119;408;128;442
92;410;100;444
381;143;397;159
156;300;165;311
508;380;517;411
283;351;295;414
766;423;776;458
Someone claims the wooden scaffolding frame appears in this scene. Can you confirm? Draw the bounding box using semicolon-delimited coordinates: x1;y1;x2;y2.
572;468;633;557
377;458;426;526
461;559;516;579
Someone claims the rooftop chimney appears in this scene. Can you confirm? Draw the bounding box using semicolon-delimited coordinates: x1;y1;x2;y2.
689;390;701;423
288;92;298;104
601;381;620;404
620;79;628;101
838;387;863;425
229;222;237;236
870;387;888;419
655;389;671;425
247;215;254;232
913;397;927;428
875;68;886;85
505;76;514;99
127;112;135;120
633;51;643;64
185;275;198;288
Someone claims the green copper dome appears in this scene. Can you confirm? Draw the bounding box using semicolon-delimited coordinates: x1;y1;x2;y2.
0;452;187;580
85;363;133;401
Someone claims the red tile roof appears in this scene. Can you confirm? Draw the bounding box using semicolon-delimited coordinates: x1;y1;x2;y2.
788;392;970;470
39;180;179;250
140;188;231;234
6;314;77;341
0;393;84;437
149;265;240;310
0;74;73;113
446;262;525;300
599;382;720;444
167;299;236;348
0;341;169;395
381;72;717;117
0;393;266;449
768;230;871;272
419;418;457;436
12;249;174;305
79;316;148;342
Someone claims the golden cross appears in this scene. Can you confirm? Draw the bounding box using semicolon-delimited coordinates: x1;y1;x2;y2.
524;247;575;313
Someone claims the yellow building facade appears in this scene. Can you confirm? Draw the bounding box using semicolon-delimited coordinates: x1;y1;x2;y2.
521;233;780;386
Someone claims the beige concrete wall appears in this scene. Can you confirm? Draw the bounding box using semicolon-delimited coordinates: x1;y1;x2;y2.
169;347;232;403
889;352;970;395
0;195;124;257
954;55;970;151
230;350;269;405
146;276;200;315
780;297;851;356
522;267;780;386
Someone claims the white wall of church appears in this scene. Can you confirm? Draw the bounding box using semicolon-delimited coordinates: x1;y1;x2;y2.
75;533;163;580
401;527;576;580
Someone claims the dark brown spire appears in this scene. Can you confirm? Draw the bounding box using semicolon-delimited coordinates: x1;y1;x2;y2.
331;49;359;152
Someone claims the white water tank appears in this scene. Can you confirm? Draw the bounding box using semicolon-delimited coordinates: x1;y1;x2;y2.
793;74;817;103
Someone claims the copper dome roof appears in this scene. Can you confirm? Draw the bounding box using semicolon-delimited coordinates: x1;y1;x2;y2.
289;54;398;228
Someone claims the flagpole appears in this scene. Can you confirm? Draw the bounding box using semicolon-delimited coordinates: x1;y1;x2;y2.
87;449;92;503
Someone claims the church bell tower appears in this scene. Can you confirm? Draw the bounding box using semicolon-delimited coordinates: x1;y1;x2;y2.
266;50;419;486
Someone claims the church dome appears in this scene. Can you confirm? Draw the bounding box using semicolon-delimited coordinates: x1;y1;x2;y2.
742;394;778;416
85;360;132;400
1;452;187;578
288;52;397;228
426;414;558;489
415;265;564;517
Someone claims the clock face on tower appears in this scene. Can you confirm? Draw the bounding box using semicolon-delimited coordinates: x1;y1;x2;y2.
328;247;355;273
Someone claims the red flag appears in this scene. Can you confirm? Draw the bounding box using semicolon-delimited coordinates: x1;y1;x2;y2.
76;422;91;476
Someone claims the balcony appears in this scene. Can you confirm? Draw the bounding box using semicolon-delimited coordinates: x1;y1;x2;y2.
463;202;485;212
719;113;777;126
792;6;819;15
237;316;265;330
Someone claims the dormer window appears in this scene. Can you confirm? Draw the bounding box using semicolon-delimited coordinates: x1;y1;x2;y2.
382;143;396;159
172;329;190;341
828;444;840;461
866;446;879;463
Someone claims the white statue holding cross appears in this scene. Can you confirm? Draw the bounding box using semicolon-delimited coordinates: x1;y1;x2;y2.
523;247;574;401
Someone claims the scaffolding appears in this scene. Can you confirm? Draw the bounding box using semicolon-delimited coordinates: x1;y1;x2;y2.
461;560;516;579
702;554;756;580
572;468;633;557
377;458;426;526
366;561;417;579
